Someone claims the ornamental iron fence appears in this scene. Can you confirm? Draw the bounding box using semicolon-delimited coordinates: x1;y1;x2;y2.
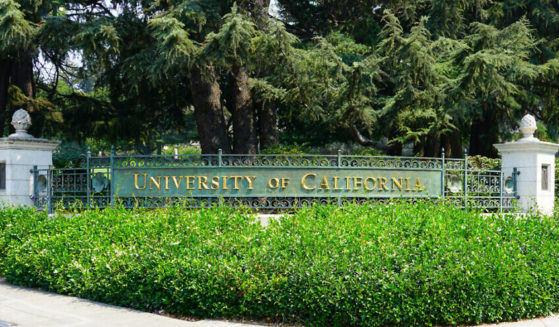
31;149;518;212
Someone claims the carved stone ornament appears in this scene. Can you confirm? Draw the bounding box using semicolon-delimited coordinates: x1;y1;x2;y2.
518;114;537;141
9;108;33;138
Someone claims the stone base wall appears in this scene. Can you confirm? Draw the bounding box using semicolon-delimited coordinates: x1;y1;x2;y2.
0;138;59;207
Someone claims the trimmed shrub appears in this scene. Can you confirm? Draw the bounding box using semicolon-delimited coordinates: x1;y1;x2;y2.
1;203;559;326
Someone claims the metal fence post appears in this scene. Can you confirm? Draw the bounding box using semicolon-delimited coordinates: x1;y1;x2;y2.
337;150;342;168
217;149;223;208
47;168;53;214
441;147;445;200
110;146;115;208
464;149;468;209
31;165;38;208
86;147;91;208
338;150;342;206
513;167;519;199
498;171;504;212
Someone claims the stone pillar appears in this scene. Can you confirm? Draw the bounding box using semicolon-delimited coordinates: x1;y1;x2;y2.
0;109;59;207
494;114;559;215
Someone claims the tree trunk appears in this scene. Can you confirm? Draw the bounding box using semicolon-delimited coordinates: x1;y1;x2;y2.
258;100;278;150
387;142;402;156
0;59;10;136
11;49;45;137
230;65;258;154
250;0;278;151
189;65;231;154
469;107;499;157
442;129;463;158
12;50;40;136
12;50;35;109
250;0;271;30
423;134;440;157
414;137;425;157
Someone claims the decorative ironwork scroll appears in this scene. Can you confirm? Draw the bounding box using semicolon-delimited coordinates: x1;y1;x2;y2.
32;151;518;212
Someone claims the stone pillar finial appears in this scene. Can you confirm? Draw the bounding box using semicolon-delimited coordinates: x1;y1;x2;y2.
494;113;559;215
518;114;537;142
9;108;33;139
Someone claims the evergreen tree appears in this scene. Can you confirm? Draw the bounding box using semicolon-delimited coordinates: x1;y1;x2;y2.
2;0;559;157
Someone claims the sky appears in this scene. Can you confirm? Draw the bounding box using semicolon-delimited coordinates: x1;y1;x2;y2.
270;0;281;18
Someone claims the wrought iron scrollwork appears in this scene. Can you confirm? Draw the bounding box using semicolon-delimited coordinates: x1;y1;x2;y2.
32;152;518;212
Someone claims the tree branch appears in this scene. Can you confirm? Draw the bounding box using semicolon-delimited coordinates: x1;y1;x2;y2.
349;125;398;151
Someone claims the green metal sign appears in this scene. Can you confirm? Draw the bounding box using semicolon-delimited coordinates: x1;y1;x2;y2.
113;167;442;198
32;152;518;212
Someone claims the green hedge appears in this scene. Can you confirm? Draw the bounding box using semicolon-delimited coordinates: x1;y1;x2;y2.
1;203;559;326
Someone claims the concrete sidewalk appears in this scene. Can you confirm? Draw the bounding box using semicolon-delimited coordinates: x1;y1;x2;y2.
0;281;265;327
1;281;559;327
477;315;559;327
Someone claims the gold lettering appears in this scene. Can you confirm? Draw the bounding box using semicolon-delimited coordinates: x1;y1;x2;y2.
353;177;363;191
268;177;280;189
333;176;343;190
211;176;220;190
134;173;147;190
198;176;209;190
379;177;389;191
414;178;424;191
172;176;183;189
319;176;330;190
222;176;229;190
405;177;411;191
301;173;316;191
392;178;403;191
281;178;290;189
364;177;377;191
231;176;243;190
149;176;161;190
185;176;195;190
244;176;256;190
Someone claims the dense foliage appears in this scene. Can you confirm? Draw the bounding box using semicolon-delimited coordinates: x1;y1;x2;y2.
1;0;559;156
2;203;559;326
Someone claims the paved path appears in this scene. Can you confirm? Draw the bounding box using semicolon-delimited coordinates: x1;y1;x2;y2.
0;282;264;327
478;316;559;327
1;281;559;327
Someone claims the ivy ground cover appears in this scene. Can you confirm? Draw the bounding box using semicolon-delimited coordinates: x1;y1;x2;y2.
1;203;558;326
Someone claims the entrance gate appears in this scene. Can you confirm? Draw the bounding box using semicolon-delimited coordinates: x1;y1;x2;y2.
31;149;518;213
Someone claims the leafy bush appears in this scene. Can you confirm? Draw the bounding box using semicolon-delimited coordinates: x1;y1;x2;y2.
467;155;501;170
162;144;201;156
53;141;87;168
261;142;383;155
261;143;311;155
1;203;559;326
